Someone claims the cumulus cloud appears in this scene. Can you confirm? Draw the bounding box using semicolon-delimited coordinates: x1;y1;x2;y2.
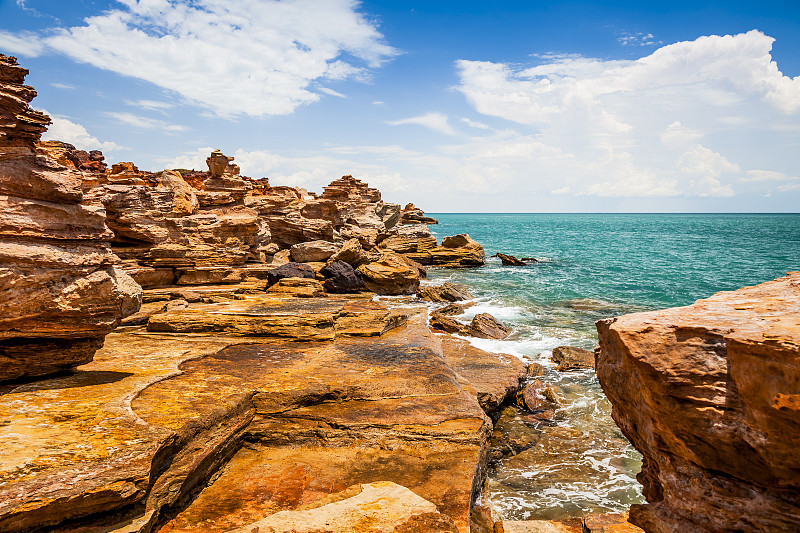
15;0;397;117
387;112;456;135
40;113;122;152
454;30;800;199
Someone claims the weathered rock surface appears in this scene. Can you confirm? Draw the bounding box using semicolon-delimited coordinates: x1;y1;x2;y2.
496;253;526;266
596;272;800;533
407;233;486;267
357;251;421;295
440;336;526;413
0;306;494;533
224;481;458;533
266;261;317;285
418;281;474;303
400;202;439;225
265;277;326;298
551;345;594;371
0;54;141;381
469;313;512;339
328;237;370;267
321;259;365;293
378;223;438;254
290;239;340;263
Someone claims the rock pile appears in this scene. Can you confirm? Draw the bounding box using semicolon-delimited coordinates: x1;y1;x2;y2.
596;272;800;532
0;54;141;381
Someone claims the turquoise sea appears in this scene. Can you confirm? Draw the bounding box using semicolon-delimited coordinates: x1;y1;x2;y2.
424;213;800;520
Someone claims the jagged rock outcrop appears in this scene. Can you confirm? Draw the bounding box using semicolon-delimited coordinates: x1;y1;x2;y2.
400;202;439;225
596;272;800;533
83;152;270;287
0;54;141;381
406;233;486;267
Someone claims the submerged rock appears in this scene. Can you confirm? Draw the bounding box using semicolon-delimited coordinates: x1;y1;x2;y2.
596;272;800;533
495;253;526;266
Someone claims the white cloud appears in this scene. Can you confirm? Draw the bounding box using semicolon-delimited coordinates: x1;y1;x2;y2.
387;112;456;136
617;32;662;47
461;118;490;130
741;169;799;182
16;0;397;117
317;87;348;98
0;30;46;56
126;99;174;112
104;112;188;132
454;30;800;199
39;113;121;153
51;82;76;90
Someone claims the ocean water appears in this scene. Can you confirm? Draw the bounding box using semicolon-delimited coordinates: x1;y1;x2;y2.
424;213;800;520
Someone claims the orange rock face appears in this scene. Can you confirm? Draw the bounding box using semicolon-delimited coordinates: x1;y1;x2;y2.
0;55;141;381
596;272;800;533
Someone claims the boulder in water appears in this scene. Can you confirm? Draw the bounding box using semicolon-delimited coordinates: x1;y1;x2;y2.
551;346;594;371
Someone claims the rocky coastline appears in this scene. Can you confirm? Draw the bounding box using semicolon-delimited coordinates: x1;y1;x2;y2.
2;53;798;533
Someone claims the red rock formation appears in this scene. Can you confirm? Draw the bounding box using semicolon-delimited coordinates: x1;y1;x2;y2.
596;272;800;533
0;55;141;381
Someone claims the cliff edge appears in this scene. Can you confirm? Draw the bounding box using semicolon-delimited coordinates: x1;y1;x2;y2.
596;272;800;532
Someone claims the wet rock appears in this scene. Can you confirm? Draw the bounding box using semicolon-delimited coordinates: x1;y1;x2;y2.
328;237;370;267
526;362;546;378
357;252;420;295
290;239;340;263
430;313;467;335
490;405;543;458
266;278;326;298
596;272;800;533
225;481;458;533
501;519;584;532
495;253;526;266
516;379;561;412
551;346;594;371
435;302;473;316
440;336;526;414
417;282;474;303
468;313;511;339
266;262;317;286
321;260;364;293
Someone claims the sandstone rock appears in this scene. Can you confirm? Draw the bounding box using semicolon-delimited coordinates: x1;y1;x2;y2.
490;405;543;458
0;55;142;381
266;278;326;298
596;272;800;533
225;481;458;533
408;234;486;268
435;302;474;316
496;253;526;266
357;252;421;295
527;362;546;378
551;346;594;371
516;380;561;412
440;336;526;413
266;262;317;286
378;223;438;254
400;202;439;225
430;313;468;335
290;239;340;263
157;169;199;215
418;282;474;303
328;237;370;267
321;260;365;293
468;313;511;339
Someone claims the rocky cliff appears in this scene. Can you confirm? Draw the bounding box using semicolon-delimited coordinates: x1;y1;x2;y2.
596;272;800;532
0;54;141;381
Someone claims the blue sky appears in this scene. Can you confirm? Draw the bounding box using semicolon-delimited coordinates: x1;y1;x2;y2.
1;0;799;212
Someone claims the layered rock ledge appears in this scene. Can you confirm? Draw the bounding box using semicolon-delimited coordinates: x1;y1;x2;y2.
0;54;141;381
596;272;800;532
